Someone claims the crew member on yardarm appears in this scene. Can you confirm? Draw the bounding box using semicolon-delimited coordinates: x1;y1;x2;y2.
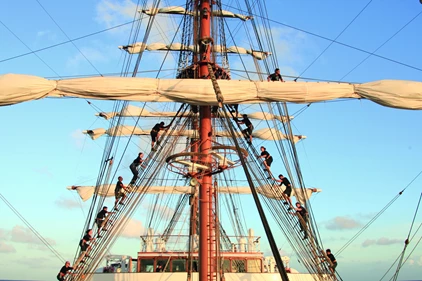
150;121;171;150
129;152;145;184
57;261;74;281
267;68;284;82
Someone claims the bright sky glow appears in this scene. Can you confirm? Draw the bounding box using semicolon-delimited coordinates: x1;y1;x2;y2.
0;1;421;281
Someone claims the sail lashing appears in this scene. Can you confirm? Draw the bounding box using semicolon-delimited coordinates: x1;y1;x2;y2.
1;74;422;109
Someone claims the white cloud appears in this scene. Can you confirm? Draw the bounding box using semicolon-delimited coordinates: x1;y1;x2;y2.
408;256;422;267
142;202;175;219
417;256;422;266
70;129;87;149
35;30;57;43
377;237;402;246
95;0;137;28
55;198;81;209
0;228;8;240
0;241;16;253
120;217;145;239
356;212;377;219
37;30;50;37
66;47;109;71
362;239;375;247
362;237;402;248
10;225;57;247
325;216;361;230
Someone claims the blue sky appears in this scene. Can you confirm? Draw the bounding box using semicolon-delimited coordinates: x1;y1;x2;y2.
0;0;421;281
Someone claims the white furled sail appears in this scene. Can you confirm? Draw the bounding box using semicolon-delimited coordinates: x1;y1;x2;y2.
96;105;293;122
119;43;270;60
82;125;306;142
67;185;321;203
1;74;422;110
141;6;252;21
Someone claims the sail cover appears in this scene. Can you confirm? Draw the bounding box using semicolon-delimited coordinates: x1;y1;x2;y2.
1;74;421;109
96;105;292;122
83;125;305;142
68;184;321;204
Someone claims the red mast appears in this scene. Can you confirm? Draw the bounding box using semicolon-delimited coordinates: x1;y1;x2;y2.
198;1;215;281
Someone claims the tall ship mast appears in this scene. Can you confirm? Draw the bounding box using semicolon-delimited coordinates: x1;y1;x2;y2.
0;1;421;281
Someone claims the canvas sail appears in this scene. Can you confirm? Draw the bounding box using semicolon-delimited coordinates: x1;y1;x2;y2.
1;74;421;109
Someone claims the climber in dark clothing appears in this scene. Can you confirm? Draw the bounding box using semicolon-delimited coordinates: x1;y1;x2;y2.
257;146;273;179
326;249;338;273
274;174;292;208
237;114;254;143
57;261;74;281
267;68;284;82
229;104;239;116
79;229;93;252
294;202;309;240
96;206;110;235
130;152;145;184
150;121;171;150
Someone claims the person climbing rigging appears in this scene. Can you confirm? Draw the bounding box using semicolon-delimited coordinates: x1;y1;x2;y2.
79;229;94;255
257;146;273;179
274;174;292;208
237;114;253;144
326;249;338;274
267;68;284;82
130;152;145;184
57;261;74;281
95;206;111;236
293;202;309;240
228;104;239;116
151;121;172;150
114;176;129;209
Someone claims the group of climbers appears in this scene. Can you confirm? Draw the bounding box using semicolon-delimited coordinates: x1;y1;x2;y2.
56;149;149;280
233;68;285;145
56;69;339;279
256;144;338;272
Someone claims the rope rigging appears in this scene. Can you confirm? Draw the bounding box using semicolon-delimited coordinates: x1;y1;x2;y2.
56;1;416;281
391;192;421;281
0;193;66;263
337;169;422;255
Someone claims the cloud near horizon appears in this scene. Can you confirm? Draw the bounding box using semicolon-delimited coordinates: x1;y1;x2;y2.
0;241;16;253
362;237;402;248
120;217;145;239
325;216;362;230
0;226;58;253
10;225;57;247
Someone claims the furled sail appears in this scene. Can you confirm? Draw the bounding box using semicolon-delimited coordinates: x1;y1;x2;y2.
82;125;306;142
119;43;271;60
96;105;293;122
141;6;252;21
67;184;321;203
1;74;421;109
